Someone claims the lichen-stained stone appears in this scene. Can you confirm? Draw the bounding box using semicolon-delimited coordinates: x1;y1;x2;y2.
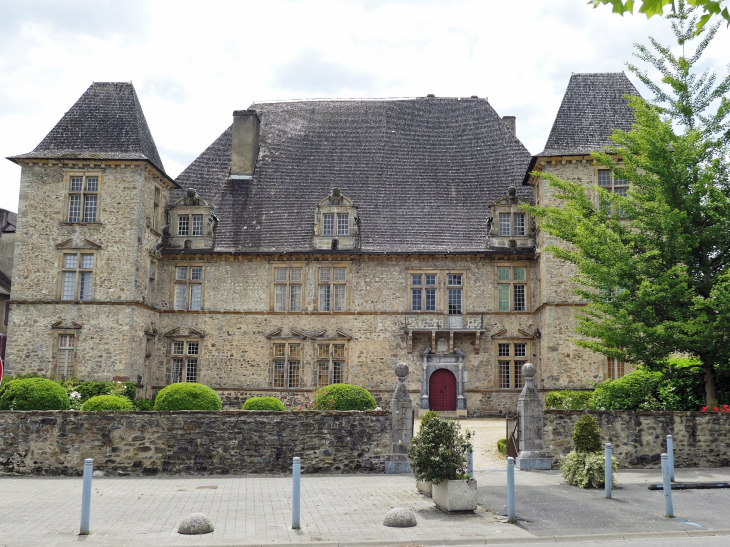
178;513;214;535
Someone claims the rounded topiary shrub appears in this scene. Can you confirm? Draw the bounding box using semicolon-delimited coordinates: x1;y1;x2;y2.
153;383;222;411
242;396;286;411
0;377;70;411
572;414;602;453
310;383;377;411
81;395;134;411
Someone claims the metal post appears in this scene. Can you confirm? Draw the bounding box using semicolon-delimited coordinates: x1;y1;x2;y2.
467;450;473;478
292;457;301;529
506;456;516;522
79;458;93;535
605;443;612;499
661;453;674;518
667;435;675;482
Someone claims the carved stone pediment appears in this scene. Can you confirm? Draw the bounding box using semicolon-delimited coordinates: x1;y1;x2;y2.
51;320;82;330
163;326;205;338
56;237;102;250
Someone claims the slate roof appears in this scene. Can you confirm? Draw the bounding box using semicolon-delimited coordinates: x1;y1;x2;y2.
539;73;639;157
173;97;533;254
8;82;167;175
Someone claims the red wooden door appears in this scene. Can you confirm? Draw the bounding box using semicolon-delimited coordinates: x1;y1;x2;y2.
429;369;457;411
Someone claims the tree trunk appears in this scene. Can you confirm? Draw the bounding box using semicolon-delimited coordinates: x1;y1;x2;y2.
703;365;718;405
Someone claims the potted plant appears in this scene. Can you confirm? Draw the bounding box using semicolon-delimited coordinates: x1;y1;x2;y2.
408;413;476;511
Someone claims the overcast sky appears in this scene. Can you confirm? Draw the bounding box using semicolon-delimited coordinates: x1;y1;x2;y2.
1;0;729;213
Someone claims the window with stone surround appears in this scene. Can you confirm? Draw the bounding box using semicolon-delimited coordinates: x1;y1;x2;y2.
177;214;205;237
408;270;466;313
173;265;203;311
316;342;346;387
152;187;162;232
148;259;157;306
497;342;528;389
317;265;348;312
410;272;437;312
272;341;302;388
498;212;526;236
272;265;304;312
60;252;94;301
171;340;199;383
597;169;629;216
496;264;528;312
66;174;100;223
607;357;625;381
56;333;76;380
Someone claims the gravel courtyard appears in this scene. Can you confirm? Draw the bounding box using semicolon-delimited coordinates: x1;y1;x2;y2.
414;417;508;469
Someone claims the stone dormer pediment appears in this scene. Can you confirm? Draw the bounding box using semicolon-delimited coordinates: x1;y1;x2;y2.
163;326;205;338
56;237;102;250
489;186;535;249
312;188;360;251
51;320;82;330
165;188;217;250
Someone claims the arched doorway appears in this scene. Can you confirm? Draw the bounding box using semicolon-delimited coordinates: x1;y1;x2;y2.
429;369;457;411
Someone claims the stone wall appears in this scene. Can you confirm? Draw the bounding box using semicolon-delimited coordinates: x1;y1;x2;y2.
544;410;730;468
0;410;391;476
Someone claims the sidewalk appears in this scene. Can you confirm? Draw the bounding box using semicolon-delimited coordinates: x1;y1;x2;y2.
1;469;729;547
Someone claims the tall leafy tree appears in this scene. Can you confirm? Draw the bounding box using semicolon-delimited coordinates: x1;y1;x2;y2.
590;0;730;32
525;1;730;403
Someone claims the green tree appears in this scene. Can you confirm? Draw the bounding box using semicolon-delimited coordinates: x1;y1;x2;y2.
525;2;730;403
590;0;730;32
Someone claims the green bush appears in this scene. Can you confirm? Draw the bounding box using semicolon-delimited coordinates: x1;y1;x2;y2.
560;451;618;488
545;390;594;410
309;384;377;411
132;398;155;411
0;378;70;411
242;396;286;411
497;438;507;455
153;383;222;411
81;395;134;411
590;369;664;411
572;414;602;453
408;414;474;484
419;410;440;431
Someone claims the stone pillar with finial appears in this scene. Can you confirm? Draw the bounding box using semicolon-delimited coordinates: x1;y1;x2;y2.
516;363;553;470
385;362;414;474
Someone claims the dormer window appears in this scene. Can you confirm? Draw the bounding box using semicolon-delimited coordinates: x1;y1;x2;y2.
167;189;216;250
490;187;534;249
313;188;359;251
499;212;526;236
177;214;204;237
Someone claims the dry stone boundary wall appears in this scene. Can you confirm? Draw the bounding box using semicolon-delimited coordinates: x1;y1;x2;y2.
0;410;391;476
544;410;730;468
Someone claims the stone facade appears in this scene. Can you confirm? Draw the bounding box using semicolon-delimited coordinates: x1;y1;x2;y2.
544;410;730;468
0;410;390;476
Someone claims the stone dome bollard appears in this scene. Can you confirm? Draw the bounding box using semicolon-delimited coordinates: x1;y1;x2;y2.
178;513;215;535
383;507;417;527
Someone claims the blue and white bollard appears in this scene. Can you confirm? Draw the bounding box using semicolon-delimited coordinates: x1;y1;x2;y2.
506;456;516;522
667;435;675;482
467;450;473;478
605;443;612;499
661;453;674;518
79;458;93;535
292;457;301;529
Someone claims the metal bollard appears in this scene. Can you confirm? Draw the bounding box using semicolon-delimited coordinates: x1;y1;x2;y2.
467;450;474;478
506;456;516;522
661;453;674;518
79;458;93;535
667;435;675;482
605;443;612;499
292;457;301;529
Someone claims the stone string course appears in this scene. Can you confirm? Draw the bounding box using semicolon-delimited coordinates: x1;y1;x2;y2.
0;410;391;476
544;410;730;468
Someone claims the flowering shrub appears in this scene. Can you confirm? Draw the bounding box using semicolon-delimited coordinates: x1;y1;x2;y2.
69;391;82;410
408;414;473;484
701;403;730;412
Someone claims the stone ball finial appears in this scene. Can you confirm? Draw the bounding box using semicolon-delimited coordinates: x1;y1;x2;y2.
508;186;516;197
394;362;409;378
187;188;196;198
522;362;536;378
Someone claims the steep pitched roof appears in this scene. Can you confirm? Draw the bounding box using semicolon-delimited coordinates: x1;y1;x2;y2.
8;82;167;175
173;97;533;254
538;73;640;157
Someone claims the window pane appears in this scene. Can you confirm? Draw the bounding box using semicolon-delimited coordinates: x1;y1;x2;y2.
191;267;202;281
514;284;526;311
62;272;76;300
318;361;329;387
289;343;301;358
173;342;185;355
499;213;511;236
515;361;526;389
498;284;510;311
499;361;511;389
68;195;81;222
608;357;625;380
333;361;343;384
614;176;628;186
190;284;202;310
513;267;526;281
59;334;75;349
171;358;183;383
192;215;204;236
614;187;627;197
411;274;422;286
334;268;346;282
85;177;98;192
289;284;301;311
81;254;94;269
79;272;92;300
63;254;78;269
425;288;436;311
498;343;510;356
319;268;331;282
334;285;346;311
513;213;525;236
497;267;510;281
176;267;187;280
318;344;330;359
273;361;285;388
70;177;83;192
289;268;302;282
447;274;462;286
337;214;348;235
514;343;526;357
597;169;611;186
288;361;301;388
333;344;345;358
425;274;436;285
319;284;330;311
274;285;286;311
411;288;422;311
174;284;187;309
275;268;287;282
448;288;462;315
83;195;97;222
323;214;334;236
178;215;189;236
273;343;286;357
186;359;198;382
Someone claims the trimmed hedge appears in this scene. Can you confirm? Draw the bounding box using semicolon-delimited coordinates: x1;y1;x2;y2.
81;395;134;411
572;414;602;453
497;438;507;455
310;383;377;411
153;383;222;411
242;396;286;411
0;378;70;410
544;390;594;410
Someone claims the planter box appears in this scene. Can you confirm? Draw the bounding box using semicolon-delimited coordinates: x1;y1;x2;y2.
416;480;432;497
432;478;477;512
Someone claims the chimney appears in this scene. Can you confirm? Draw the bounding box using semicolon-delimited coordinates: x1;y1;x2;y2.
230;110;261;180
502;116;516;136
